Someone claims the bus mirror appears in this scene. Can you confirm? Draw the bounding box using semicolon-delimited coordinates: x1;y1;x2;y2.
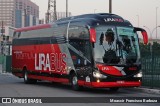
89;28;96;43
141;31;148;45
134;27;148;45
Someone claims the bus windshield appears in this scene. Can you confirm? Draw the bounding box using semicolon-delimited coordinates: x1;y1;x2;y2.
94;26;140;65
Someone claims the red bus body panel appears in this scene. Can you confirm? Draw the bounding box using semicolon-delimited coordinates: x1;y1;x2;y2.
12;44;67;74
15;24;51;32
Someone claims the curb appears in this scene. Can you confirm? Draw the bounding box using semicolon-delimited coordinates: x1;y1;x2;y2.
137;87;160;95
126;87;160;95
0;72;12;76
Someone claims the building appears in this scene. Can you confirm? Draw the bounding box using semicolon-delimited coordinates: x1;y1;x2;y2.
39;19;45;24
0;0;39;55
45;12;72;23
0;0;39;28
56;12;72;20
0;26;15;37
0;0;15;27
0;26;15;55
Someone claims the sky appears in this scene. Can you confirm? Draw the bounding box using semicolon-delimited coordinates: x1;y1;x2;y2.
31;0;160;39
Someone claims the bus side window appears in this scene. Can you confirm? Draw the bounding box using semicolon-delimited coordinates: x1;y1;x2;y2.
13;32;21;39
18;32;21;38
80;28;92;65
68;26;89;39
68;26;91;66
13;32;16;37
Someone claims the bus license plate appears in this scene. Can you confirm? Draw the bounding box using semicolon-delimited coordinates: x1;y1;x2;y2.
117;81;124;84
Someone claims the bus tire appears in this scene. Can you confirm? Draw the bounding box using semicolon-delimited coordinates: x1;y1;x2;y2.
109;87;119;92
24;71;37;84
70;73;80;91
24;70;30;84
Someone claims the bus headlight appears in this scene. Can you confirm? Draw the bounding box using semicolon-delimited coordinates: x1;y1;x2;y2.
93;71;107;79
134;72;142;78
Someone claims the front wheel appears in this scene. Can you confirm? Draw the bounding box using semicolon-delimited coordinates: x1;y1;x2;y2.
24;71;37;84
71;73;81;91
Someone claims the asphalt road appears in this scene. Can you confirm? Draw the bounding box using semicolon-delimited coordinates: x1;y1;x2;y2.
0;73;159;106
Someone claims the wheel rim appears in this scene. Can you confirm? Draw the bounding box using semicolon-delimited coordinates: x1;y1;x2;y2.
72;76;78;85
24;72;28;81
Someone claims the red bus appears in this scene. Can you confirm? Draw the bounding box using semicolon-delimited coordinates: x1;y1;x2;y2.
12;13;148;91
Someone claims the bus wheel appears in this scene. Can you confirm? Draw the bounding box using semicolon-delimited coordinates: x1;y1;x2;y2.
71;73;80;91
109;87;119;92
24;71;29;84
24;71;37;84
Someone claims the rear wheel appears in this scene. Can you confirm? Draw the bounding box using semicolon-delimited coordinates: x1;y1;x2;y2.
109;87;119;92
71;73;80;91
24;71;29;84
24;71;37;84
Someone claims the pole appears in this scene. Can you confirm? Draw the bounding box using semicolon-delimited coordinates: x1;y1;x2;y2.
1;21;4;55
137;15;139;27
54;0;57;20
24;9;26;27
66;0;68;17
109;0;112;13
47;0;51;23
1;21;4;36
156;7;158;41
94;9;97;14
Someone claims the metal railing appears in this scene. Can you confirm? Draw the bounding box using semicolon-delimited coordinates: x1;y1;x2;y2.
141;42;160;88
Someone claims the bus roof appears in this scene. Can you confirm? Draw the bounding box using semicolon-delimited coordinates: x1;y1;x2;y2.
15;24;52;32
57;13;123;21
55;13;132;27
15;13;132;33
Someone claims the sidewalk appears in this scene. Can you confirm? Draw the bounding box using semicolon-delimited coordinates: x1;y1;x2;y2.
0;64;12;75
125;87;160;95
138;87;160;94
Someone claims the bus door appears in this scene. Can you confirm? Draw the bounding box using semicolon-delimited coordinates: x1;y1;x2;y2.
68;25;92;86
83;39;92;87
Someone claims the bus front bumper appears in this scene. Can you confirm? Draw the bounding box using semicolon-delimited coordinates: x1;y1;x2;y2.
91;81;141;88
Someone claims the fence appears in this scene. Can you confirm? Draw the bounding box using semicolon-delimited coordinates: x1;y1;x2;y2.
141;57;160;88
140;42;160;88
0;55;5;64
0;55;12;73
0;42;12;73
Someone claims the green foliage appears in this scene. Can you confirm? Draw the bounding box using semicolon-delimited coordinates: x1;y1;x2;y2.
139;42;151;58
152;42;160;56
140;42;160;58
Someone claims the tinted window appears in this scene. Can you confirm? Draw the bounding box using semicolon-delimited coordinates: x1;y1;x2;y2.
20;28;53;39
68;26;91;66
13;32;21;39
68;26;89;39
